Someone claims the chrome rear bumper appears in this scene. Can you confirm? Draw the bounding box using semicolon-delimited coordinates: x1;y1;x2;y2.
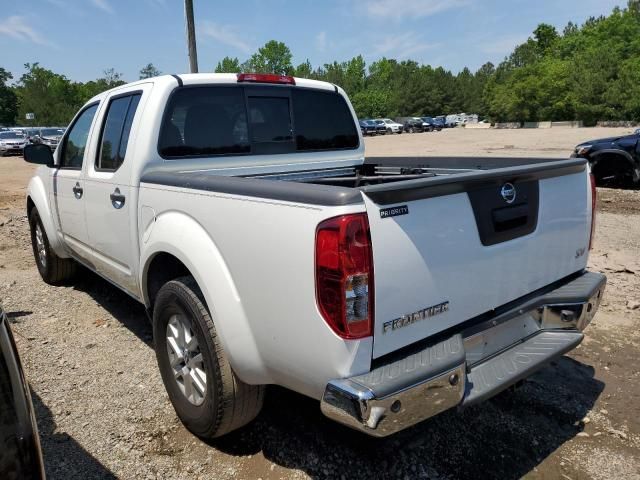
320;271;606;437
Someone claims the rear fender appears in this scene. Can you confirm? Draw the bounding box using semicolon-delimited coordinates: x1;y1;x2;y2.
139;211;269;385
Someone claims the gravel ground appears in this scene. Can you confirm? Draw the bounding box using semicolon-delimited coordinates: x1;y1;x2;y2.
1;127;639;479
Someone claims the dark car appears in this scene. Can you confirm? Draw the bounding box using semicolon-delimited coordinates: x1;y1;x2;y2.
433;117;446;130
420;117;442;132
0;303;45;479
394;117;424;133
573;130;640;187
359;119;378;136
368;119;387;135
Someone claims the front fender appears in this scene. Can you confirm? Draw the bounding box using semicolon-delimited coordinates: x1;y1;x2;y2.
27;171;68;258
139;211;270;385
590;149;640;182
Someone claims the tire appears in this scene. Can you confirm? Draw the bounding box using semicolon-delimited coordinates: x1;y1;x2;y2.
153;276;264;439
29;208;76;284
387;128;392;134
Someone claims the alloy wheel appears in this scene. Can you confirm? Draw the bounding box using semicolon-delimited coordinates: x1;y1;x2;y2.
166;313;207;406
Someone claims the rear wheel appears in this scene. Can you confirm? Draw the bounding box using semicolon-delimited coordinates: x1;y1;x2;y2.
153;276;264;439
29;208;76;284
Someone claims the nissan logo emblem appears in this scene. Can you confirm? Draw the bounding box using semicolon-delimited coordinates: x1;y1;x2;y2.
501;183;516;204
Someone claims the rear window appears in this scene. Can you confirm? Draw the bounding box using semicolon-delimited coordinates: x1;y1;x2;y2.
158;85;358;159
291;89;358;151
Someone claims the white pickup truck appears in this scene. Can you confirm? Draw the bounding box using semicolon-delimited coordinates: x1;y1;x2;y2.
23;73;605;439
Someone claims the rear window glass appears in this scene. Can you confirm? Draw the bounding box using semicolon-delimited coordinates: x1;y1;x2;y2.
293;89;359;151
158;85;358;158
159;87;250;157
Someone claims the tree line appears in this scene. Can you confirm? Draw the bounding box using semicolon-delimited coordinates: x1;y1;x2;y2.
1;1;639;127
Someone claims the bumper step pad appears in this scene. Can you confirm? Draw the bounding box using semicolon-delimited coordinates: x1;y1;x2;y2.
463;330;583;406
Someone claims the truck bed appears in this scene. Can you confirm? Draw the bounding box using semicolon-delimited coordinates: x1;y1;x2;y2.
142;156;586;207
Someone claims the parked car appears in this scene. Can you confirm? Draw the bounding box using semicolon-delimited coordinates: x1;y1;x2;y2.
394;116;425;133
420;116;442;132
24;72;605;439
573;130;640;186
374;118;403;134
445;115;460;128
433;117;446;129
0;303;45;479
0;131;28;156
32;127;65;151
366;119;386;135
359;119;378;136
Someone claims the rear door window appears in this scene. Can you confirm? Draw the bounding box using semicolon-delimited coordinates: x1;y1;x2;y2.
158;85;359;159
96;93;142;171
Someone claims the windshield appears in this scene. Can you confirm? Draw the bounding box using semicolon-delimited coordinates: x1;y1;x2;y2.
40;128;65;137
0;132;25;140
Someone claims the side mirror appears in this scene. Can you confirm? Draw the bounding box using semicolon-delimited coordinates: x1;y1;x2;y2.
23;144;55;167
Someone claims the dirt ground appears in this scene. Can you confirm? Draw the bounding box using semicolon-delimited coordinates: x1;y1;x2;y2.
1;127;639;480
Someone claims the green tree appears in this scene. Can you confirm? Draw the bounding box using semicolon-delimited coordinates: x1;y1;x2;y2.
0;68;17;125
245;40;293;75
214;56;241;73
139;63;161;79
15;63;80;126
294;59;313;79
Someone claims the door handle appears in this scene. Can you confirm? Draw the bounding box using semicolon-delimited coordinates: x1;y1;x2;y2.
72;182;83;199
110;188;126;209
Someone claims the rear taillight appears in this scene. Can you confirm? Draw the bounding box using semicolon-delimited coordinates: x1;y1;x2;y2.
237;73;296;85
315;214;373;339
589;173;597;249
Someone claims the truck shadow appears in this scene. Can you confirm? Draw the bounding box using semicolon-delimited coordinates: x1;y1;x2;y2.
71;267;153;347
214;357;603;480
31;391;117;479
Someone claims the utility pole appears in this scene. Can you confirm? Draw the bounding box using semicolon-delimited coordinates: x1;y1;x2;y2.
184;0;198;73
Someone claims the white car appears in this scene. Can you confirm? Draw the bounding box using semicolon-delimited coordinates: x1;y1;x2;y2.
374;118;403;134
0;131;28;156
23;73;605;439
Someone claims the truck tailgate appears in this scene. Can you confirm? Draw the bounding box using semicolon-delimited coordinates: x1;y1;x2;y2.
362;159;592;358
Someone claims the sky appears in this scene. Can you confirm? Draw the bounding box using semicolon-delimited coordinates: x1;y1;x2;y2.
0;0;625;83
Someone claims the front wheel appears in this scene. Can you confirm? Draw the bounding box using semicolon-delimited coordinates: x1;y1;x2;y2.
153;276;264;439
29;208;76;284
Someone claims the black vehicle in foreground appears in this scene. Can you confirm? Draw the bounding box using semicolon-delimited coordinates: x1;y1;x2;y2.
573;129;640;186
0;303;45;479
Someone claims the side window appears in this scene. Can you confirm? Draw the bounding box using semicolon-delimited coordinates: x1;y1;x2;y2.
60;104;98;169
96;93;142;171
